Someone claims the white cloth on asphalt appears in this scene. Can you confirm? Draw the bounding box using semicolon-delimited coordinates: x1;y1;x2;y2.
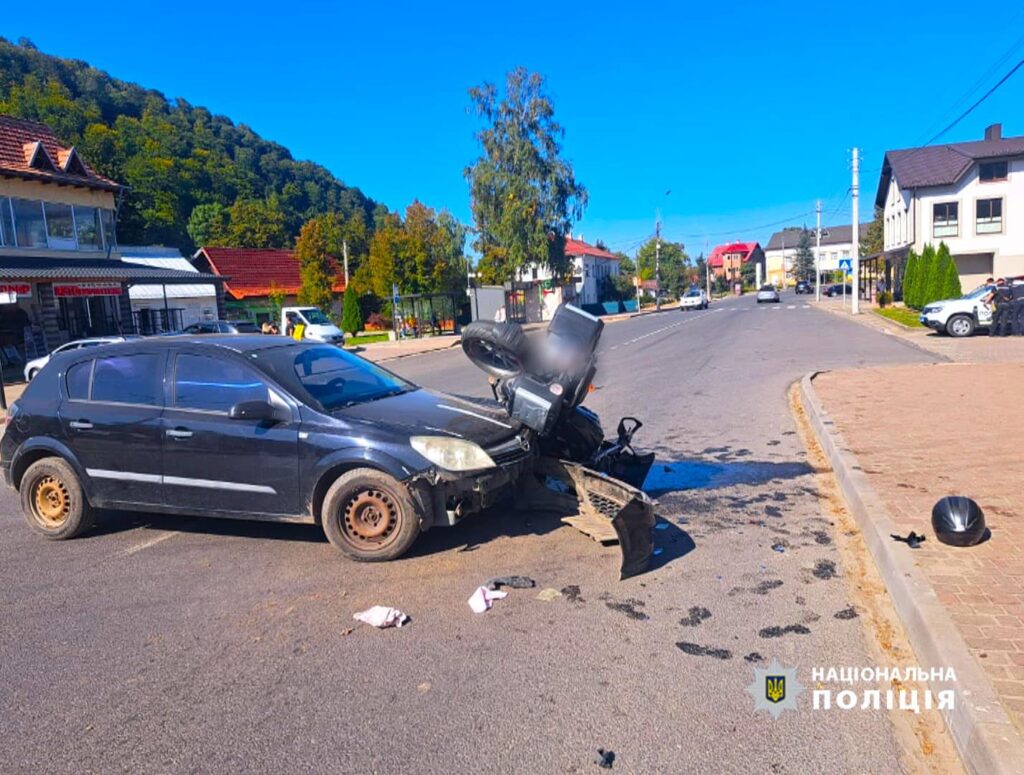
467;586;507;613
353;605;409;628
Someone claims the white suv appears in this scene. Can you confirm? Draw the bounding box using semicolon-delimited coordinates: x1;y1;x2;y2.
679;288;708;310
919;284;993;338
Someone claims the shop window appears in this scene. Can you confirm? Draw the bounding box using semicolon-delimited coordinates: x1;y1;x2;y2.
99;209;116;250
73;206;101;250
44;202;76;249
12;199;47;248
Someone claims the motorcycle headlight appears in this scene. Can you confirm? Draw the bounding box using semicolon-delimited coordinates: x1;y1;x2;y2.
411;436;496;471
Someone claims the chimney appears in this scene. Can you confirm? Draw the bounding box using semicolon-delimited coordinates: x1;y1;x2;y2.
984;123;1002;142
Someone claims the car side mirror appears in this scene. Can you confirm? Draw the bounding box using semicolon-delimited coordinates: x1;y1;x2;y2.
228;400;289;424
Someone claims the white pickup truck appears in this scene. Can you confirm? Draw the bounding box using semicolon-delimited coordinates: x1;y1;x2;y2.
281;306;346;345
919;284;993;337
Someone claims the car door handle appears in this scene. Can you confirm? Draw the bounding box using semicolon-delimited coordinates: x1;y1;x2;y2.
69;420;93;430
166;428;193;439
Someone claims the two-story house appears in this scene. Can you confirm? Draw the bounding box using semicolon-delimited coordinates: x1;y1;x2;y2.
764;224;867;288
876;123;1024;292
0;115;224;359
512;235;620;319
708;241;765;285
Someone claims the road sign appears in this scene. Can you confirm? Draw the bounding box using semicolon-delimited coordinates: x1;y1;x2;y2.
839;258;853;272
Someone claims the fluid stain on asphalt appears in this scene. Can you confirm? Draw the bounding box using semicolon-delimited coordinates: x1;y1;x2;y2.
759;624;812;638
561;585;585;604
834;607;859;620
812;560;838;580
603;597;648;621
764;506;783;518
729;579;783;597
643;460;813;496
679;606;712;626
676;642;733;660
810;530;832;545
744;652;765;663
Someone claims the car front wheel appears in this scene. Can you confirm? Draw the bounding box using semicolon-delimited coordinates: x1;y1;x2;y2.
321;468;421;561
20;457;95;540
946;314;975;338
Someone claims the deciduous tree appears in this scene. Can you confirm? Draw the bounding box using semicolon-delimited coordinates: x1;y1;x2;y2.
294;215;340;311
794;229;815;283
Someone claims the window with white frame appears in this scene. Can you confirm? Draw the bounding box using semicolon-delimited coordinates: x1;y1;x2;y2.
933;202;958;237
976;198;1003;234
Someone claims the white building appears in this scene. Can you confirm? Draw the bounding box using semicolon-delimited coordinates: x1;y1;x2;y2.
515;236;621;315
876;123;1024;290
764;225;866;287
122;246;217;332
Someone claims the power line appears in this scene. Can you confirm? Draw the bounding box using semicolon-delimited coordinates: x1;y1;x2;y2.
920;58;1024;148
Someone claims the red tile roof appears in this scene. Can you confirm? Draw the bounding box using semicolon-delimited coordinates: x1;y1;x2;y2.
195;247;345;299
708;241;759;267
564;237;618;260
0;114;120;191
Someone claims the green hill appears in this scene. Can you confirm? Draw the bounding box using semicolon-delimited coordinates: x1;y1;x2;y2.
0;37;380;250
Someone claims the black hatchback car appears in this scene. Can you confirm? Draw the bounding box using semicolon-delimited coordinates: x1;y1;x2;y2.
1;337;531;561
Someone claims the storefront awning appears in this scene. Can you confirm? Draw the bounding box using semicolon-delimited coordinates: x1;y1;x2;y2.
0;257;227;285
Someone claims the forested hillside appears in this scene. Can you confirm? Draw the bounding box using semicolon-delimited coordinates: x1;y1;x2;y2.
0;37;380;249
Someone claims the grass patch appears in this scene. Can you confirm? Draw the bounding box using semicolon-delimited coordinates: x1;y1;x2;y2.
873;307;924;328
349;332;391;344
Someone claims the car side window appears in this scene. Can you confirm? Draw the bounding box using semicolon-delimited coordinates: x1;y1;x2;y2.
65;360;92;400
174;354;269;413
91;354;163;405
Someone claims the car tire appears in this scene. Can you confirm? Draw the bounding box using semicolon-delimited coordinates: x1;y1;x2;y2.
20;457;95;540
946;314;975;338
321;468;421;562
460;321;529;379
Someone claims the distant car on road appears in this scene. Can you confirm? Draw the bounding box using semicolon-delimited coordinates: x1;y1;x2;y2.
826;284;853;298
178;320;261;335
679;288;709;311
756;285;780;304
23;336;139;382
795;280;813;294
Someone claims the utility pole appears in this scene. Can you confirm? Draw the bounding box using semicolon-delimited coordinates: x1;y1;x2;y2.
705;238;711;299
342;240;350;286
635;248;642;310
655;218;662;311
851;148;860;314
815;200;822;302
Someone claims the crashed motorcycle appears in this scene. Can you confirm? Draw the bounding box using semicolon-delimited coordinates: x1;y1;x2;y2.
461;303;657;578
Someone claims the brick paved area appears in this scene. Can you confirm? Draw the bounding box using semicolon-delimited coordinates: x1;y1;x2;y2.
815;362;1024;732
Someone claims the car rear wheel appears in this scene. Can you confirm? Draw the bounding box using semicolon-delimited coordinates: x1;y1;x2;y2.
20;458;95;540
321;468;421;562
460;321;529;379
946;314;975;338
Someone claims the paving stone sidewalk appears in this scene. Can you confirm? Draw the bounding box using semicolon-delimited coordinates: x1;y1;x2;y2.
815;362;1024;732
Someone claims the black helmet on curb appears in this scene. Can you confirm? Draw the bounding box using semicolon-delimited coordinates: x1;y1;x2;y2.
931;496;986;547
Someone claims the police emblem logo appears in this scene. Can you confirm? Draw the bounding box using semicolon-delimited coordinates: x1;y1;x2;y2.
747;660;804;719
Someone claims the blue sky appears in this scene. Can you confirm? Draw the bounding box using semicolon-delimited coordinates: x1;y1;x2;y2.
5;1;1024;256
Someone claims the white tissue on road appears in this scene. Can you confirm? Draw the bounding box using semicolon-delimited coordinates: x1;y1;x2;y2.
353;605;410;628
468;586;508;613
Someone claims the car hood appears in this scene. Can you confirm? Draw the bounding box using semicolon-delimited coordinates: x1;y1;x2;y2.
339;388;520;446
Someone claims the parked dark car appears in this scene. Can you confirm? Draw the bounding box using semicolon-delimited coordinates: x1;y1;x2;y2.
826;284;853;297
1;337;531;562
795;280;812;294
179;320;261;335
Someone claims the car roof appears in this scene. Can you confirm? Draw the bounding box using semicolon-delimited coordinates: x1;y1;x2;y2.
84;335;310;355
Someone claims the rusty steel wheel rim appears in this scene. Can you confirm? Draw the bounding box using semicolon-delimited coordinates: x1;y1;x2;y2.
342;488;399;546
33;475;71;527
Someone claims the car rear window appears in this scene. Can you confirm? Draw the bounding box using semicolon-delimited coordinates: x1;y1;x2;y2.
92;354;163;405
66;360;92;400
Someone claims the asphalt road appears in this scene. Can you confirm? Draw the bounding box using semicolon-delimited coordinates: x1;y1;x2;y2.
0;294;938;774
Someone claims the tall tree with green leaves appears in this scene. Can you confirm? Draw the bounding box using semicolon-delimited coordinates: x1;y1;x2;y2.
186;203;229;247
901;249;919;307
465;67;587;284
794;229;815;282
937;242;962;301
636;238;690;296
915;244;937;308
294;215;340;311
860;209;883;258
225;198;290;248
341;284;363;335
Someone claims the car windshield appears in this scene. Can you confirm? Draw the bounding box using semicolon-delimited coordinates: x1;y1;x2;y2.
964;285;993;300
231;321;260;333
685;289;702;297
297;308;332;325
254;345;414;412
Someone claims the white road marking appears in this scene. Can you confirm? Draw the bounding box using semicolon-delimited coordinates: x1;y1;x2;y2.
119;530;179;556
621;310;715;346
787;305;796;309
802;304;810;309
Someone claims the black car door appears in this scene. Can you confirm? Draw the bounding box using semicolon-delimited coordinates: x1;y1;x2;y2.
160;351;301;516
58;351;166;506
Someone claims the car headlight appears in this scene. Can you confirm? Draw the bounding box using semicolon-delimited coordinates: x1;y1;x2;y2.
411;436;496;471
923;306;940;314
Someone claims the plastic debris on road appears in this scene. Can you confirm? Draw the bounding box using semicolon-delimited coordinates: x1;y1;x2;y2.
485;575;536;591
468;586;508;613
353;605;410;628
595;748;616;768
890;530;926;549
536;588;562;602
771;544;785;553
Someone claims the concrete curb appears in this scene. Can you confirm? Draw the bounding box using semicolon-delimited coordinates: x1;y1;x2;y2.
799;372;1024;775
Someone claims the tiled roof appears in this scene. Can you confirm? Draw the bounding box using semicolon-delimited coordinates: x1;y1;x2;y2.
875;128;1024;207
708;241;759;267
0;114;120;191
0;256;222;283
765;224;868;251
564;237;618;260
195;246;345;299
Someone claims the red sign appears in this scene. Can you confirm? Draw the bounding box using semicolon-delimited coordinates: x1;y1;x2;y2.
54;283;122;298
0;283;32;298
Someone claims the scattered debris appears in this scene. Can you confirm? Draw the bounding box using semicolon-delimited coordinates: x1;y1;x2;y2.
679;606;712;627
795;596;806;605
771;544;786;553
676;641;732;660
595;748;616;769
810;530;832;545
340;627;354;637
485;576;536;591
353;606;409;628
469;586;508;613
752;580;784;595
758;624;811;638
604;597;648;621
417;682;432;693
834;607;859;620
890;531;926;549
811;560;837;580
744;652;765;663
536;588;562;602
562;585;585;604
